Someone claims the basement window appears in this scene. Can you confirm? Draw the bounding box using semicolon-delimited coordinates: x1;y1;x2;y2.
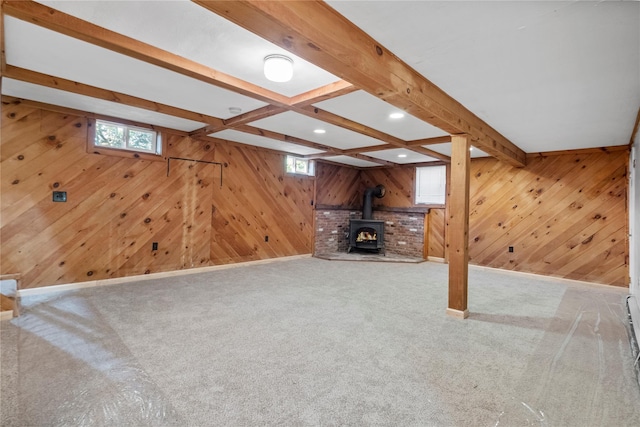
94;119;161;155
415;165;446;205
285;155;315;176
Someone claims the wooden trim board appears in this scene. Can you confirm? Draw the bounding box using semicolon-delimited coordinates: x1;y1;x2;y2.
18;254;312;297
468;263;630;293
446;308;469;319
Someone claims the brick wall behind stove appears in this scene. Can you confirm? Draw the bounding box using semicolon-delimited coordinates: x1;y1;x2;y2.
372;212;425;258
314;209;425;258
314;210;361;254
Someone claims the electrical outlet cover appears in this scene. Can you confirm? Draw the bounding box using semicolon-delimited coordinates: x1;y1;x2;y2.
52;191;67;202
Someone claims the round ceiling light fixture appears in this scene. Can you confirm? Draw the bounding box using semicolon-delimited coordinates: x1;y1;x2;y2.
389;112;405;119
398;154;408;158
313;129;326;134
264;54;294;82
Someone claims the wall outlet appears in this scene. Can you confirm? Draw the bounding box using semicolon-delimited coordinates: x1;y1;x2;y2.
265;236;269;242
152;242;158;251
52;191;67;202
508;246;514;253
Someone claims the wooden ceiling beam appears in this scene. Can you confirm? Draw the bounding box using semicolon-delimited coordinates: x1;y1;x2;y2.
190;105;286;137
341;144;394;155
406;136;452;146
351;153;396;167
190;80;355;137
293;104;450;161
195;0;526;167
1;95;190;136
289;79;357;106
233;123;339;153
3;0;290;107
232;124;396;166
223;105;286;127
4;65;224;128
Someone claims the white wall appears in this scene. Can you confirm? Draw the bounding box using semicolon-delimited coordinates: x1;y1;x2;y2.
631;143;639;297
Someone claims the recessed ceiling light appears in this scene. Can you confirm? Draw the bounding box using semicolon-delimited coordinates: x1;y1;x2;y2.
228;107;242;115
398;154;408;158
264;54;294;82
389;112;405;119
470;147;474;151
313;129;326;134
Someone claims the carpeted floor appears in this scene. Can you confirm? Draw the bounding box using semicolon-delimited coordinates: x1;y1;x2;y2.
2;257;639;426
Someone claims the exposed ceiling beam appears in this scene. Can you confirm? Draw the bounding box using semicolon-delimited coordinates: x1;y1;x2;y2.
293;104;450;161
190;105;286;137
289;79;357;106
364;160;449;170
200;135;303;159
341;145;396;155
350;153;396;167
4;65;222;128
223;105;285;128
406;136;452;146
2;0;290;107
194;0;526;167
233;123;338;153
232;124;397;166
190;80;356;137
1;95;190;136
2;0;455;169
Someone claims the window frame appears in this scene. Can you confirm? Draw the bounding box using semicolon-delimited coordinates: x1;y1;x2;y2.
415;164;447;207
88;118;164;162
285;155;315;177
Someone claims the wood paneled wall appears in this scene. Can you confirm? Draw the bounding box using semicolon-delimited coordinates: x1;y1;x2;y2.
428;209;446;259
316;149;629;286
315;162;360;208
3;102;627;289
1;101;313;289
468;151;628;286
360;167;414;208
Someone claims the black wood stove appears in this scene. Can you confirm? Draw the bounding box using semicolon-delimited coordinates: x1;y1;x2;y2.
348;184;386;255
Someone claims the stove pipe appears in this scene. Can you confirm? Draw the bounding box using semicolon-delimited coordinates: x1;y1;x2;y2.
362;185;386;219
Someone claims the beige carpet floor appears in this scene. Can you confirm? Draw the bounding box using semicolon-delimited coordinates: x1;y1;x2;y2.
2;258;639;426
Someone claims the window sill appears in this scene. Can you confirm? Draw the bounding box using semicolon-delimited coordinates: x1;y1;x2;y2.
87;145;165;163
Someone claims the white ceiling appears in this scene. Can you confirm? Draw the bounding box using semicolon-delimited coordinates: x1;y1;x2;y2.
327;0;640;153
2;1;639;168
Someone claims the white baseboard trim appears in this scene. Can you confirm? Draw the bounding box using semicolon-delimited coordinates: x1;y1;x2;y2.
18;254;312;297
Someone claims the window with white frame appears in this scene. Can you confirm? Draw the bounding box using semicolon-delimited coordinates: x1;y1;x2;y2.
415;165;446;205
94;119;161;155
285;155;315;176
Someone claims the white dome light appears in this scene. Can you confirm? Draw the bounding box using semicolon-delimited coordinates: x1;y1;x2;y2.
389;112;405;119
264;54;294;82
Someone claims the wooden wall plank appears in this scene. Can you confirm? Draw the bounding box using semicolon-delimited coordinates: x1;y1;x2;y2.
360;167;414;208
1;104;314;288
315;162;361;208
312;145;629;287
428;209;446;258
467;151;629;286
